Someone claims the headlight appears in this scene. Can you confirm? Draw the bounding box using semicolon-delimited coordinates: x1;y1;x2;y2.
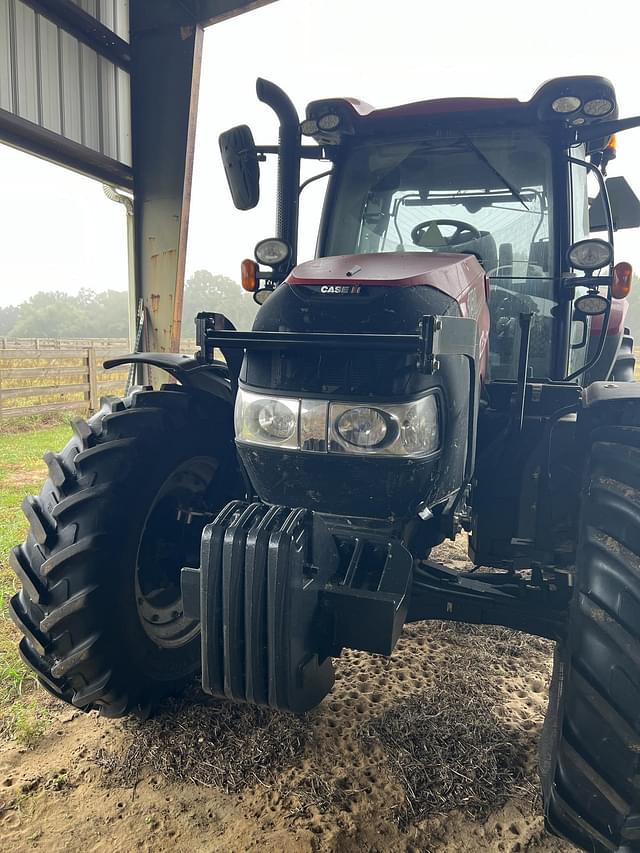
583;98;613;117
257;400;297;440
551;96;581;114
235;389;440;458
336;407;388;448
254;238;291;267
317;113;341;131
567;238;613;272
330;395;439;457
235;391;298;449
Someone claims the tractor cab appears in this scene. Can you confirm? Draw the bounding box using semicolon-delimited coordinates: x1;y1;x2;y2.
224;76;639;386
216;75;640;571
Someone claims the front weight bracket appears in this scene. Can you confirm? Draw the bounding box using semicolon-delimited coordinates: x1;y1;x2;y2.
182;502;414;714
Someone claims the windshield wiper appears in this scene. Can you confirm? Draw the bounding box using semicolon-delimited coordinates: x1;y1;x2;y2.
460;134;529;211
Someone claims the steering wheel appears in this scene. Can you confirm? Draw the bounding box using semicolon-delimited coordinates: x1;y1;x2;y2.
411;219;481;249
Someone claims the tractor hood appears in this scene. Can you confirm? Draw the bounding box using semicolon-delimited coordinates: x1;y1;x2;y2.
242;250;485;518
286;252;485;306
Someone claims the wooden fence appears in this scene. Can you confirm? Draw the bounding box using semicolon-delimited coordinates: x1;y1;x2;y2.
0;337;130;350
0;339;201;421
0;344;129;420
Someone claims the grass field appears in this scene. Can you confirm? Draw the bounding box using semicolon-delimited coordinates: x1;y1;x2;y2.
0;421;72;743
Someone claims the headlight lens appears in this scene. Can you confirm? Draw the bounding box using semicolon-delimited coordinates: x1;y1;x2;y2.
551;95;581;114
401;397;440;454
317;113;341;131
235;389;440;458
254;237;290;267
257;400;297;440
235;390;299;449
583;98;613;117
329;395;440;457
336;407;388;448
567;238;613;271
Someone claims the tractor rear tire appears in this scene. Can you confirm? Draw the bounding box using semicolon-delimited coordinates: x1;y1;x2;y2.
9;386;239;717
541;427;640;851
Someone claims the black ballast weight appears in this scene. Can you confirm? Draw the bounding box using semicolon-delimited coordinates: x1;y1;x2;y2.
181;501;413;713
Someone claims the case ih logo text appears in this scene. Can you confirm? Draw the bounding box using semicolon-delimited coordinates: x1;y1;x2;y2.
319;285;361;294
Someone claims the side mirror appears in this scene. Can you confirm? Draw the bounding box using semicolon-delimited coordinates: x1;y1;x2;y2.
219;125;260;210
589;176;640;231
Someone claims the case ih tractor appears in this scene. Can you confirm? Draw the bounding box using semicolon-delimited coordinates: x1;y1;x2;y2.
9;75;640;851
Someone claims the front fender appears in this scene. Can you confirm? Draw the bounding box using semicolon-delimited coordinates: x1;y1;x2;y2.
104;353;233;403
578;380;640;451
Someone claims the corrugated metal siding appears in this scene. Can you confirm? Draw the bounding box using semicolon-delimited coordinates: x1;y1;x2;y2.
60;29;82;143
38;16;61;133
80;42;100;150
0;0;132;167
100;56;118;160
69;0;130;42
14;2;39;123
114;0;129;42
116;65;130;164
0;1;14;112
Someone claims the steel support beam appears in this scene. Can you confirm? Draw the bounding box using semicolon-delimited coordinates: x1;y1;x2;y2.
129;0;276;364
0;109;133;188
129;8;202;364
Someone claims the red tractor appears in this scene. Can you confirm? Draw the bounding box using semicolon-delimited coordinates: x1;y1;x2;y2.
10;75;640;852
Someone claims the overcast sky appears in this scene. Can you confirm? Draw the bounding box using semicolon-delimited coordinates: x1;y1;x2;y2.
1;0;639;308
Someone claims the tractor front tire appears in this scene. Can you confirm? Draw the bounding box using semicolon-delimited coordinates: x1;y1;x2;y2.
9;386;239;717
542;427;640;851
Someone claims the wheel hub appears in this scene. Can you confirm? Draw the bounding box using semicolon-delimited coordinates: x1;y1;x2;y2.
135;456;219;649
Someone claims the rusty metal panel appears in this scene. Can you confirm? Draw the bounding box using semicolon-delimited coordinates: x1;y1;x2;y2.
38;14;61;133
14;1;39;123
0;0;13;112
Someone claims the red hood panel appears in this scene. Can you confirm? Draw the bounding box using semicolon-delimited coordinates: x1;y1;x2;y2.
590;297;628;337
287;252;484;303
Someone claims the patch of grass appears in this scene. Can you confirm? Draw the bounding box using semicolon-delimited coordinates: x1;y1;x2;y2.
1;697;51;747
0;422;72;743
0;411;76;436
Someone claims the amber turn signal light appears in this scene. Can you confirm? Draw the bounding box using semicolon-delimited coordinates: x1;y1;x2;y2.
241;258;258;292
612;261;633;299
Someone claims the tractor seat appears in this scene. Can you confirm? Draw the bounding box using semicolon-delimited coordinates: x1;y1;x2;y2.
446;230;498;274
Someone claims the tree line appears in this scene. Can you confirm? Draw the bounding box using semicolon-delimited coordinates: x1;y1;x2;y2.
0;271;258;339
2;270;639;344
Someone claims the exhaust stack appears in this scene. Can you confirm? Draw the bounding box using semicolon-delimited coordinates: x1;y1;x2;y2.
256;78;301;268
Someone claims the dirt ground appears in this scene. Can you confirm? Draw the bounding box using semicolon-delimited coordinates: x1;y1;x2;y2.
0;539;576;853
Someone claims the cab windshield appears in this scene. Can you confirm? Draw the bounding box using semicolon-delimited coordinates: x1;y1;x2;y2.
323;130;556;379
